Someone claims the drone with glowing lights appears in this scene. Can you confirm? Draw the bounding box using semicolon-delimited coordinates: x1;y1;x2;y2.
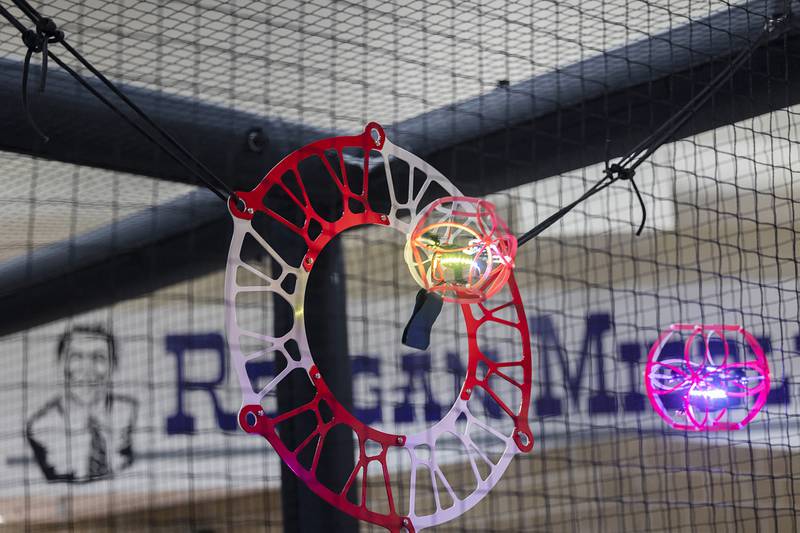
645;324;770;431
0;2;786;527
225;123;532;531
404;196;517;304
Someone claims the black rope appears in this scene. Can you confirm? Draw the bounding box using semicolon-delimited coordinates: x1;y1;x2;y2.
34;17;61;91
0;3;26;33
16;13;63;143
517;11;792;247
10;0;39;20
3;0;245;209
56;40;241;208
20;44;49;142
517;174;614;246
45;51;231;204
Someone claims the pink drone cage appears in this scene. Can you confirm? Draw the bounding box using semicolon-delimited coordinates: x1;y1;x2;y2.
645;324;770;431
404;196;517;304
224;123;534;532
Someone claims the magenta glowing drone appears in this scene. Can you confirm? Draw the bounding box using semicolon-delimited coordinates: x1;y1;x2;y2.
645;324;770;431
224;123;533;531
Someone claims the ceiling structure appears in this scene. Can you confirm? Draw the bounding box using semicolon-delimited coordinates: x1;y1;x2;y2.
0;0;797;334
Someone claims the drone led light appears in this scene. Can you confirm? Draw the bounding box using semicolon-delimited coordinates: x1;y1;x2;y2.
645;324;770;431
404;197;516;304
224;123;533;532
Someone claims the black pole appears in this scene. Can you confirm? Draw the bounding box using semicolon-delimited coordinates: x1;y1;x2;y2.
273;227;357;533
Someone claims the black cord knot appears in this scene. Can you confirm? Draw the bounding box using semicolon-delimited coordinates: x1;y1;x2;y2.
19;16;64;143
35;16;56;35
21;18;60;51
604;163;635;182
36;17;63;44
605;161;646;236
764;11;791;34
21;28;43;51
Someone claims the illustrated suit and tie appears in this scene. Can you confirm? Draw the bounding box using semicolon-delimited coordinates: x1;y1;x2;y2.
26;325;138;482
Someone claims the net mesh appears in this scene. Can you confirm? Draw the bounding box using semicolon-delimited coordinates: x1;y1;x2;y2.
0;0;798;531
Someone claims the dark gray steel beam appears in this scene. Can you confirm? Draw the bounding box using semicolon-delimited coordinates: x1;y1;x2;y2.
0;56;330;192
423;30;800;196
0;57;346;336
1;0;799;336
387;0;800;195
390;0;794;152
2;1;792;195
0;190;228;335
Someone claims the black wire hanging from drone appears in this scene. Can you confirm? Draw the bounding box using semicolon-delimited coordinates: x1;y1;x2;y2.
0;0;245;209
516;9;793;246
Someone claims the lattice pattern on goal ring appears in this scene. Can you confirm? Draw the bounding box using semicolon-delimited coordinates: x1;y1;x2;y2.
224;123;533;531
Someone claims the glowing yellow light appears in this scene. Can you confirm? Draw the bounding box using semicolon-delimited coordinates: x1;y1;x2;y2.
404;196;517;303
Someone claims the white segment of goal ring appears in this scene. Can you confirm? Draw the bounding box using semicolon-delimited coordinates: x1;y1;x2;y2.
224;123;534;532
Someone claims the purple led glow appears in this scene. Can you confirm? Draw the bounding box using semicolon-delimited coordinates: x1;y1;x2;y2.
645;324;770;431
688;387;728;400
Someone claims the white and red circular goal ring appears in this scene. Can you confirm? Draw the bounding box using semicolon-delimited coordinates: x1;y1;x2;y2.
224;123;533;532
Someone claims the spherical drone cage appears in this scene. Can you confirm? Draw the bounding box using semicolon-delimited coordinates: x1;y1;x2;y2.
645;324;770;431
225;123;533;532
404;196;518;304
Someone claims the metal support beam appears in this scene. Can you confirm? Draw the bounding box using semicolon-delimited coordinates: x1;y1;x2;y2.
0;190;228;336
425;31;800;196
387;0;800;195
2;1;792;194
0;0;799;335
0;57;330;192
390;0;795;152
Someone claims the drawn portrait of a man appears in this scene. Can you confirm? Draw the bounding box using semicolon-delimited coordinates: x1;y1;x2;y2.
26;325;138;483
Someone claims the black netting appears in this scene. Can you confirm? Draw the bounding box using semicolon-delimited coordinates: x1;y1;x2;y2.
0;0;798;531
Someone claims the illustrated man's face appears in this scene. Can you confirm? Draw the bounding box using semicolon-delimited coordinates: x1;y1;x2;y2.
64;333;112;389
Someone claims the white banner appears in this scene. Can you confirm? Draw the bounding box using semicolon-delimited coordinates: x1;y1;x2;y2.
0;276;796;502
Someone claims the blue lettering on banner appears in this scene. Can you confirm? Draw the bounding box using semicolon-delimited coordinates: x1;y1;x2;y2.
352;355;382;424
529;317;792;416
529;315;568;416
163;316;793;434
530;314;618;415
165;333;238;434
619;342;645;412
582;314;617;413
